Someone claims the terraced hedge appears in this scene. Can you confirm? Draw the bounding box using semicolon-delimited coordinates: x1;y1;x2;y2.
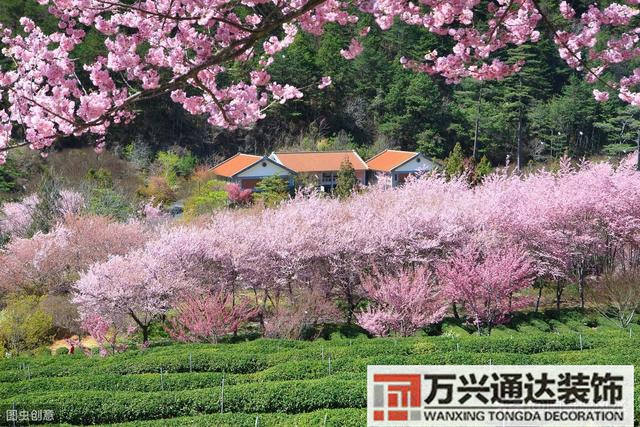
1;319;639;426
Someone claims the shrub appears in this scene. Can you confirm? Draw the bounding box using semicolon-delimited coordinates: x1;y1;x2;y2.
335;159;357;199
174;153;197;178
225;183;252;206
137;176;177;205
85;168;114;189
254;176;289;207
156;150;196;186
156;151;181;186
183;180;228;217
0;295;54;353
87;187;134;221
0;379;365;424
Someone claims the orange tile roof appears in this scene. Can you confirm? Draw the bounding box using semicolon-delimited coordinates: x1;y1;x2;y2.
366;150;418;172
212;154;262;178
273;151;367;173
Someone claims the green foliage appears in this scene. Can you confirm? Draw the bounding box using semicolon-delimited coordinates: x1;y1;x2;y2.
0;295;54;354
175;154;197;178
183;179;228;217
335;159;357;199
137;176;177;206
595;105;640;148
0;329;638;423
156;150;197;187
416;129;446;159
0;155;24;194
115;409;367;426
156;151;180;187
444;142;465;178
0;309;639;425
602;144;637;156
85;168;114;189
87;187;134;221
255;176;289;207
0;379;364;424
475;155;493;181
377;71;451;151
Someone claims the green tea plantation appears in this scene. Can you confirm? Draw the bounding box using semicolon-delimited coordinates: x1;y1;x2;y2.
1;312;639;426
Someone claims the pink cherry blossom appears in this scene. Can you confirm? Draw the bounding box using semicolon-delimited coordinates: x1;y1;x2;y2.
318;76;332;89
593;89;610;101
340;38;363;60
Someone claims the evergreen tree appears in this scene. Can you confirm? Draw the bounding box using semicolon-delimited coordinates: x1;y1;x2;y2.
335;159;357;198
255;176;290;207
444;143;465;179
475;156;493;182
497;42;555;169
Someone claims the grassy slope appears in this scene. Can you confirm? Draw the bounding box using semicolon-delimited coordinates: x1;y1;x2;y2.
0;310;639;426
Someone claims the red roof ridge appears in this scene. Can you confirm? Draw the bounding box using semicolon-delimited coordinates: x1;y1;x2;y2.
274;150;357;154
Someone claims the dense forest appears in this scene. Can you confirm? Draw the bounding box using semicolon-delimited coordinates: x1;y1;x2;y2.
0;0;638;167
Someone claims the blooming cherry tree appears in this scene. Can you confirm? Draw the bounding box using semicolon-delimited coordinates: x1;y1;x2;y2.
437;243;536;333
73;250;193;343
165;291;258;343
356;266;447;337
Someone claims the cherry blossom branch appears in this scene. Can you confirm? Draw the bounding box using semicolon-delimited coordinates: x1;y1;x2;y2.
531;0;617;91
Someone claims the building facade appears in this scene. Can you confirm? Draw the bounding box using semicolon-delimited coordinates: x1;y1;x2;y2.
366;150;437;187
269;150;368;190
211;154;295;189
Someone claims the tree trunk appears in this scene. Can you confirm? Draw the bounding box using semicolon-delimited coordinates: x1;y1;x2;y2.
141;325;149;344
578;266;585;310
452;302;460;320
129;310;150;344
516;104;523;171
535;284;543;313
555;281;562;311
636;130;640;171
346;291;355;325
473;86;482;160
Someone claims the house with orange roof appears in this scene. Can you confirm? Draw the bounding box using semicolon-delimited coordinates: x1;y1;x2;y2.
211;153;296;190
269;150;368;190
366;150;436;187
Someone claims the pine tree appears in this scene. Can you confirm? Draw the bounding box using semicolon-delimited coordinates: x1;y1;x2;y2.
444;143;465;179
475;155;493;182
499;43;554;169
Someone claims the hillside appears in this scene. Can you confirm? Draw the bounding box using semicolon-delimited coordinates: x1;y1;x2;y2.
0;0;638;168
